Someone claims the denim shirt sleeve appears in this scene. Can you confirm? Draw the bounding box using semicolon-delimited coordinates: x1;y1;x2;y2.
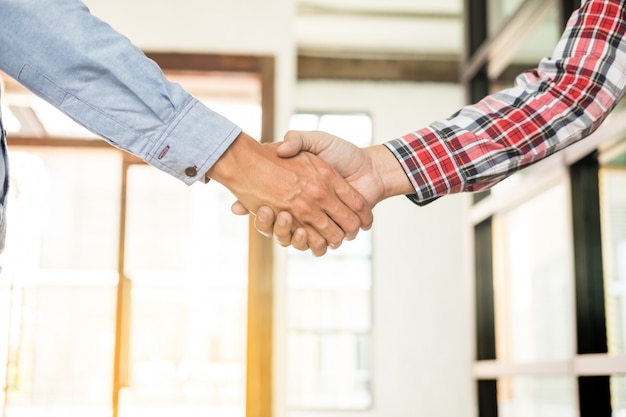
0;0;242;185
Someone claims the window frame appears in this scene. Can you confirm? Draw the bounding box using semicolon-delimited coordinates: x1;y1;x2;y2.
284;110;375;411
464;0;626;414
1;52;276;417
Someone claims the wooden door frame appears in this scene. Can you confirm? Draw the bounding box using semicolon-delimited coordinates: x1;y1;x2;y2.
126;52;275;417
3;52;276;417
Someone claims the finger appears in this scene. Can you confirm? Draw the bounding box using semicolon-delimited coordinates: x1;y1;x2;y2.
273;211;295;247
308;163;368;241
305;225;329;257
254;206;276;238
325;204;361;242
231;200;250;216
290;227;309;252
335;182;373;233
296;197;346;249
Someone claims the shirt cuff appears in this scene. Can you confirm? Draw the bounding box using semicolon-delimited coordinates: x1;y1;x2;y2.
384;131;457;206
144;98;242;185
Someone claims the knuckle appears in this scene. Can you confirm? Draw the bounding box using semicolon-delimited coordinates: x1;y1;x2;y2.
345;216;360;236
306;182;327;201
328;230;345;249
317;164;335;179
352;193;367;212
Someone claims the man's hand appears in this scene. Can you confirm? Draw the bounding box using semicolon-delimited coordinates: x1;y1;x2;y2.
208;132;373;256
231;130;414;252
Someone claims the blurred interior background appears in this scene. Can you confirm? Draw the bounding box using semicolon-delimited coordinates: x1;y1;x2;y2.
0;1;625;417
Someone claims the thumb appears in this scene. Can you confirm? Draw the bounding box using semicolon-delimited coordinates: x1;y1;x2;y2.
278;130;337;158
277;130;305;158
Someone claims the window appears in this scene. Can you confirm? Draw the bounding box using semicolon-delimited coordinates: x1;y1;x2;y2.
472;133;626;417
0;148;251;417
600;144;626;417
465;1;626;415
493;182;574;364
285;113;373;410
0;53;274;417
497;376;576;417
600;151;626;357
1;149;121;417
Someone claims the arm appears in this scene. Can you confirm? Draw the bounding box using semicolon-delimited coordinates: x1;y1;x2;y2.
387;0;626;204
244;0;626;250
0;0;239;185
0;0;373;253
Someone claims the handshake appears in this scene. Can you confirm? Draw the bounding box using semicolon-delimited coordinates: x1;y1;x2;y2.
207;130;414;257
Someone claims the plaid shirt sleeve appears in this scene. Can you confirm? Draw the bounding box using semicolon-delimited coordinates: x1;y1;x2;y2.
384;0;626;205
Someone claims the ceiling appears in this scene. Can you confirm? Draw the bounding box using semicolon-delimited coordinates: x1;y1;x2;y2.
295;0;464;58
294;0;561;83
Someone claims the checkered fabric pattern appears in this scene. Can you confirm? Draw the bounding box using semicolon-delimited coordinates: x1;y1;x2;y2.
385;0;626;205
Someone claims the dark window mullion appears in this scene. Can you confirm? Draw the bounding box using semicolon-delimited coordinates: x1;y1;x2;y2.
570;155;607;354
474;218;497;417
466;1;496;414
570;155;611;416
477;380;498;417
475;218;496;361
463;0;490;204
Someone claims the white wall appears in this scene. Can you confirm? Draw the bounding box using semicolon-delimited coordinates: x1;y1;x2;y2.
288;81;473;417
79;2;474;415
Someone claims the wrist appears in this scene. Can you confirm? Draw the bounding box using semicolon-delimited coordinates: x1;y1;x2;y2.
207;131;259;188
368;145;414;200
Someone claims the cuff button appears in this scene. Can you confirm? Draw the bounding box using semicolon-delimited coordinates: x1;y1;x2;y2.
185;166;198;177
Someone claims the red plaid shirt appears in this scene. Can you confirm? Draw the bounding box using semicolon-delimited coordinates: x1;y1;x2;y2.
385;0;626;205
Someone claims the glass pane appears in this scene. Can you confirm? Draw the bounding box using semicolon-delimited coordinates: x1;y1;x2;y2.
497;376;576;417
600;164;626;355
487;0;559;64
8;149;121;269
285;112;374;410
2;149;121;417
286;256;371;332
488;0;525;33
288;114;320;131
493;183;574;362
288;113;373;148
318;114;372;148
613;375;626;417
287;332;371;409
285;232;372;409
120;165;248;417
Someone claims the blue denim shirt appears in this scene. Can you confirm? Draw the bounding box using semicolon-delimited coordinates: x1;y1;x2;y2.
0;0;243;252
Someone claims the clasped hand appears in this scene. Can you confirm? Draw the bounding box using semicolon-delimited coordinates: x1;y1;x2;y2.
208;132;375;256
230;130;413;256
